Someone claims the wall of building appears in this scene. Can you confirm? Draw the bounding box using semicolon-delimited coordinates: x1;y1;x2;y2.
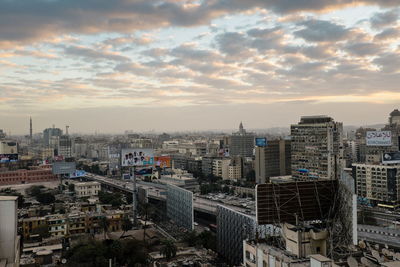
0;167;58;186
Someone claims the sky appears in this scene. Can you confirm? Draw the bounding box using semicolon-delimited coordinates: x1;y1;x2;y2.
0;0;399;134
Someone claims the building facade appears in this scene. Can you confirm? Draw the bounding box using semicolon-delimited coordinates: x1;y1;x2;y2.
0;166;58;186
291;116;343;180
230;122;255;158
255;139;291;184
0;196;20;267
75;181;101;198
352;163;400;207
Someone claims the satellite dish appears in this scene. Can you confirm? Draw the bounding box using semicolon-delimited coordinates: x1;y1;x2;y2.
371;250;381;263
347;256;358;267
381;248;390;256
359;240;366;249
360;257;378;267
395;252;400;260
61;259;67;264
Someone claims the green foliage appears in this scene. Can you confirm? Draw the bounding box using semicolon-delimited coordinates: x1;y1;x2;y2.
68;183;75;192
98;191;123;207
182;230;217;251
65;239;148;267
36;192;55;205
0;188;24;208
200;183;222;195
160;239;177;260
26;185;45;197
197;231;216;251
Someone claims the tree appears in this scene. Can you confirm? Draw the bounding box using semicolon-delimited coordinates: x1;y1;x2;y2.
160;239;177;260
183;231;198;247
36;192;55;205
120;215;132;238
68;183;75;192
26;185;45;197
99;216;109;240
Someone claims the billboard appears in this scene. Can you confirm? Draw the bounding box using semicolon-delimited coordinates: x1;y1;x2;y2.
154;156;171;168
382;152;400;164
0;154;18;163
366;131;392;146
255;138;267;147
52;162;76;175
256;180;337;225
121;149;154;167
69;170;86;178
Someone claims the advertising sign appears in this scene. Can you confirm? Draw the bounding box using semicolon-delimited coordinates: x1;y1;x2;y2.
154;156;171;168
255;138;267;147
52;162;76;175
121;148;154;167
382;152;400;164
69;170;86;178
366;131;392;146
0;154;18;163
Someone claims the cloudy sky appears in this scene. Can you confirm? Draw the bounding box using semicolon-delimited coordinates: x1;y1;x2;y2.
0;0;399;134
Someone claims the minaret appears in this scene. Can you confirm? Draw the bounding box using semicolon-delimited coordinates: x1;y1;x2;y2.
239;121;245;134
29;117;33;142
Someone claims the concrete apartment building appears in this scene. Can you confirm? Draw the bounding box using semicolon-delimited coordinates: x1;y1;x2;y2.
291;116;343;180
243;223;329;267
255;139;291;184
230;122;255;158
352;163;400;207
0;140;18;154
75;181;101;198
0;196;20;267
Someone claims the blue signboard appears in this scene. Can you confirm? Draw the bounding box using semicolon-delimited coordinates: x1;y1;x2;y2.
255;138;267;147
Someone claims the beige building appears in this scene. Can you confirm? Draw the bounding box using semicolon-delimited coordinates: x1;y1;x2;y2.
75;181;101;198
291;116;343;180
213;158;231;178
243;223;330;267
352;163;400;207
0;140;18;154
221;157;243;180
0;196;20;267
282;223;328;258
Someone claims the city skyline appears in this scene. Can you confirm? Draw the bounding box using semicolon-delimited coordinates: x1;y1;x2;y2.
0;1;399;133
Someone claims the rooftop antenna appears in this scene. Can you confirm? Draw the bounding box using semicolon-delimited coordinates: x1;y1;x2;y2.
66;125;69;135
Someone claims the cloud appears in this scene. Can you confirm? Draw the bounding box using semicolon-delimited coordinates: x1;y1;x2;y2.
294;19;351;42
343;42;381;56
370;9;399;29
1;0;398;48
64;45;131;62
374;27;400;41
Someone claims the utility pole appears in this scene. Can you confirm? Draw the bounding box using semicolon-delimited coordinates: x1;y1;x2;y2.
131;166;137;226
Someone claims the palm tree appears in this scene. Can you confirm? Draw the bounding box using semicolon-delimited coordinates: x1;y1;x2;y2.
99;216;109;240
120;215;132;239
160;239;177;260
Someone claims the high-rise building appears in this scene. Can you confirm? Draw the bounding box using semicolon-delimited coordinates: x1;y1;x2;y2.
255;139;291;184
291;116;343;180
43;127;63;146
58;135;72;157
352;163;400;208
230;122;255;157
